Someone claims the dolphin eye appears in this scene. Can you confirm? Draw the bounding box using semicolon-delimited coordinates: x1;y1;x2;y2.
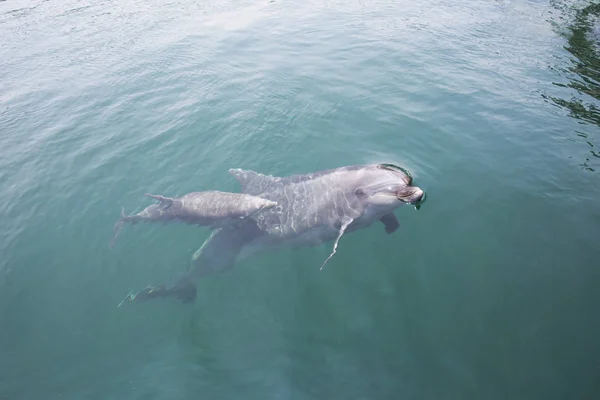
355;188;367;197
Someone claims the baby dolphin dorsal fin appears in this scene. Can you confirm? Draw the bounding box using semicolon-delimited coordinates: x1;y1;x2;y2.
144;193;174;205
228;168;280;196
320;216;354;271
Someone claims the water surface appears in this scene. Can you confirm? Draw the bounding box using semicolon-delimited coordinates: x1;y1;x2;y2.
1;0;599;399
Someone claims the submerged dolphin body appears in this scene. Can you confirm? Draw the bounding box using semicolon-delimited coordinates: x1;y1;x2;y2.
110;191;277;249
119;164;425;305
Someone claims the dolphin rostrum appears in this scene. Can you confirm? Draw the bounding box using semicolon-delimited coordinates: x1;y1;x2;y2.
118;164;425;305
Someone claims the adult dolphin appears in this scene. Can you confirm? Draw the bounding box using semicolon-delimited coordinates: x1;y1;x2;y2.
118;163;425;306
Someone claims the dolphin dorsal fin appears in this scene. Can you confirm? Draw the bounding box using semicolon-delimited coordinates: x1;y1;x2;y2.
228;168;281;196
144;193;174;205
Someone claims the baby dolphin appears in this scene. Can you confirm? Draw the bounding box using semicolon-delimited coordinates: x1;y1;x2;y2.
109;191;277;249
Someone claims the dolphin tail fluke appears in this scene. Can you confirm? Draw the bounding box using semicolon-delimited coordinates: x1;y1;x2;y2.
118;278;197;307
109;207;127;249
144;193;174;206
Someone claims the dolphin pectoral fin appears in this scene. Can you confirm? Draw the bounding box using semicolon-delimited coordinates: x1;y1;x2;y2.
380;213;400;235
320;217;353;271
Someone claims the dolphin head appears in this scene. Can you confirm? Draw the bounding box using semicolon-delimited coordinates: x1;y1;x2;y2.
355;164;425;210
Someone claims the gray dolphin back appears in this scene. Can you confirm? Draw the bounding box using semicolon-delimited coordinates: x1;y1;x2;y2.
169;191;277;222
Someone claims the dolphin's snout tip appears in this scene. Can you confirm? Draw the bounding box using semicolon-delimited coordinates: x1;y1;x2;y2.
398;187;425;205
411;188;425;204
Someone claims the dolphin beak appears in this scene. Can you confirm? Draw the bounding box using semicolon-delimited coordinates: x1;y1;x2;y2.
397;187;425;204
412;188;425;204
408;188;425;204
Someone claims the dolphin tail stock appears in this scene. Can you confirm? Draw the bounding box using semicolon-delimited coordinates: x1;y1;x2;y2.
118;227;243;307
118;276;197;307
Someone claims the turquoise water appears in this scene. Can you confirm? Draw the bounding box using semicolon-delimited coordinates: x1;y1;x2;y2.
1;0;600;398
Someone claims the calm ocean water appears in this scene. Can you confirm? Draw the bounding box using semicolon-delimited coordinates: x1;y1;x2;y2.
1;0;599;399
